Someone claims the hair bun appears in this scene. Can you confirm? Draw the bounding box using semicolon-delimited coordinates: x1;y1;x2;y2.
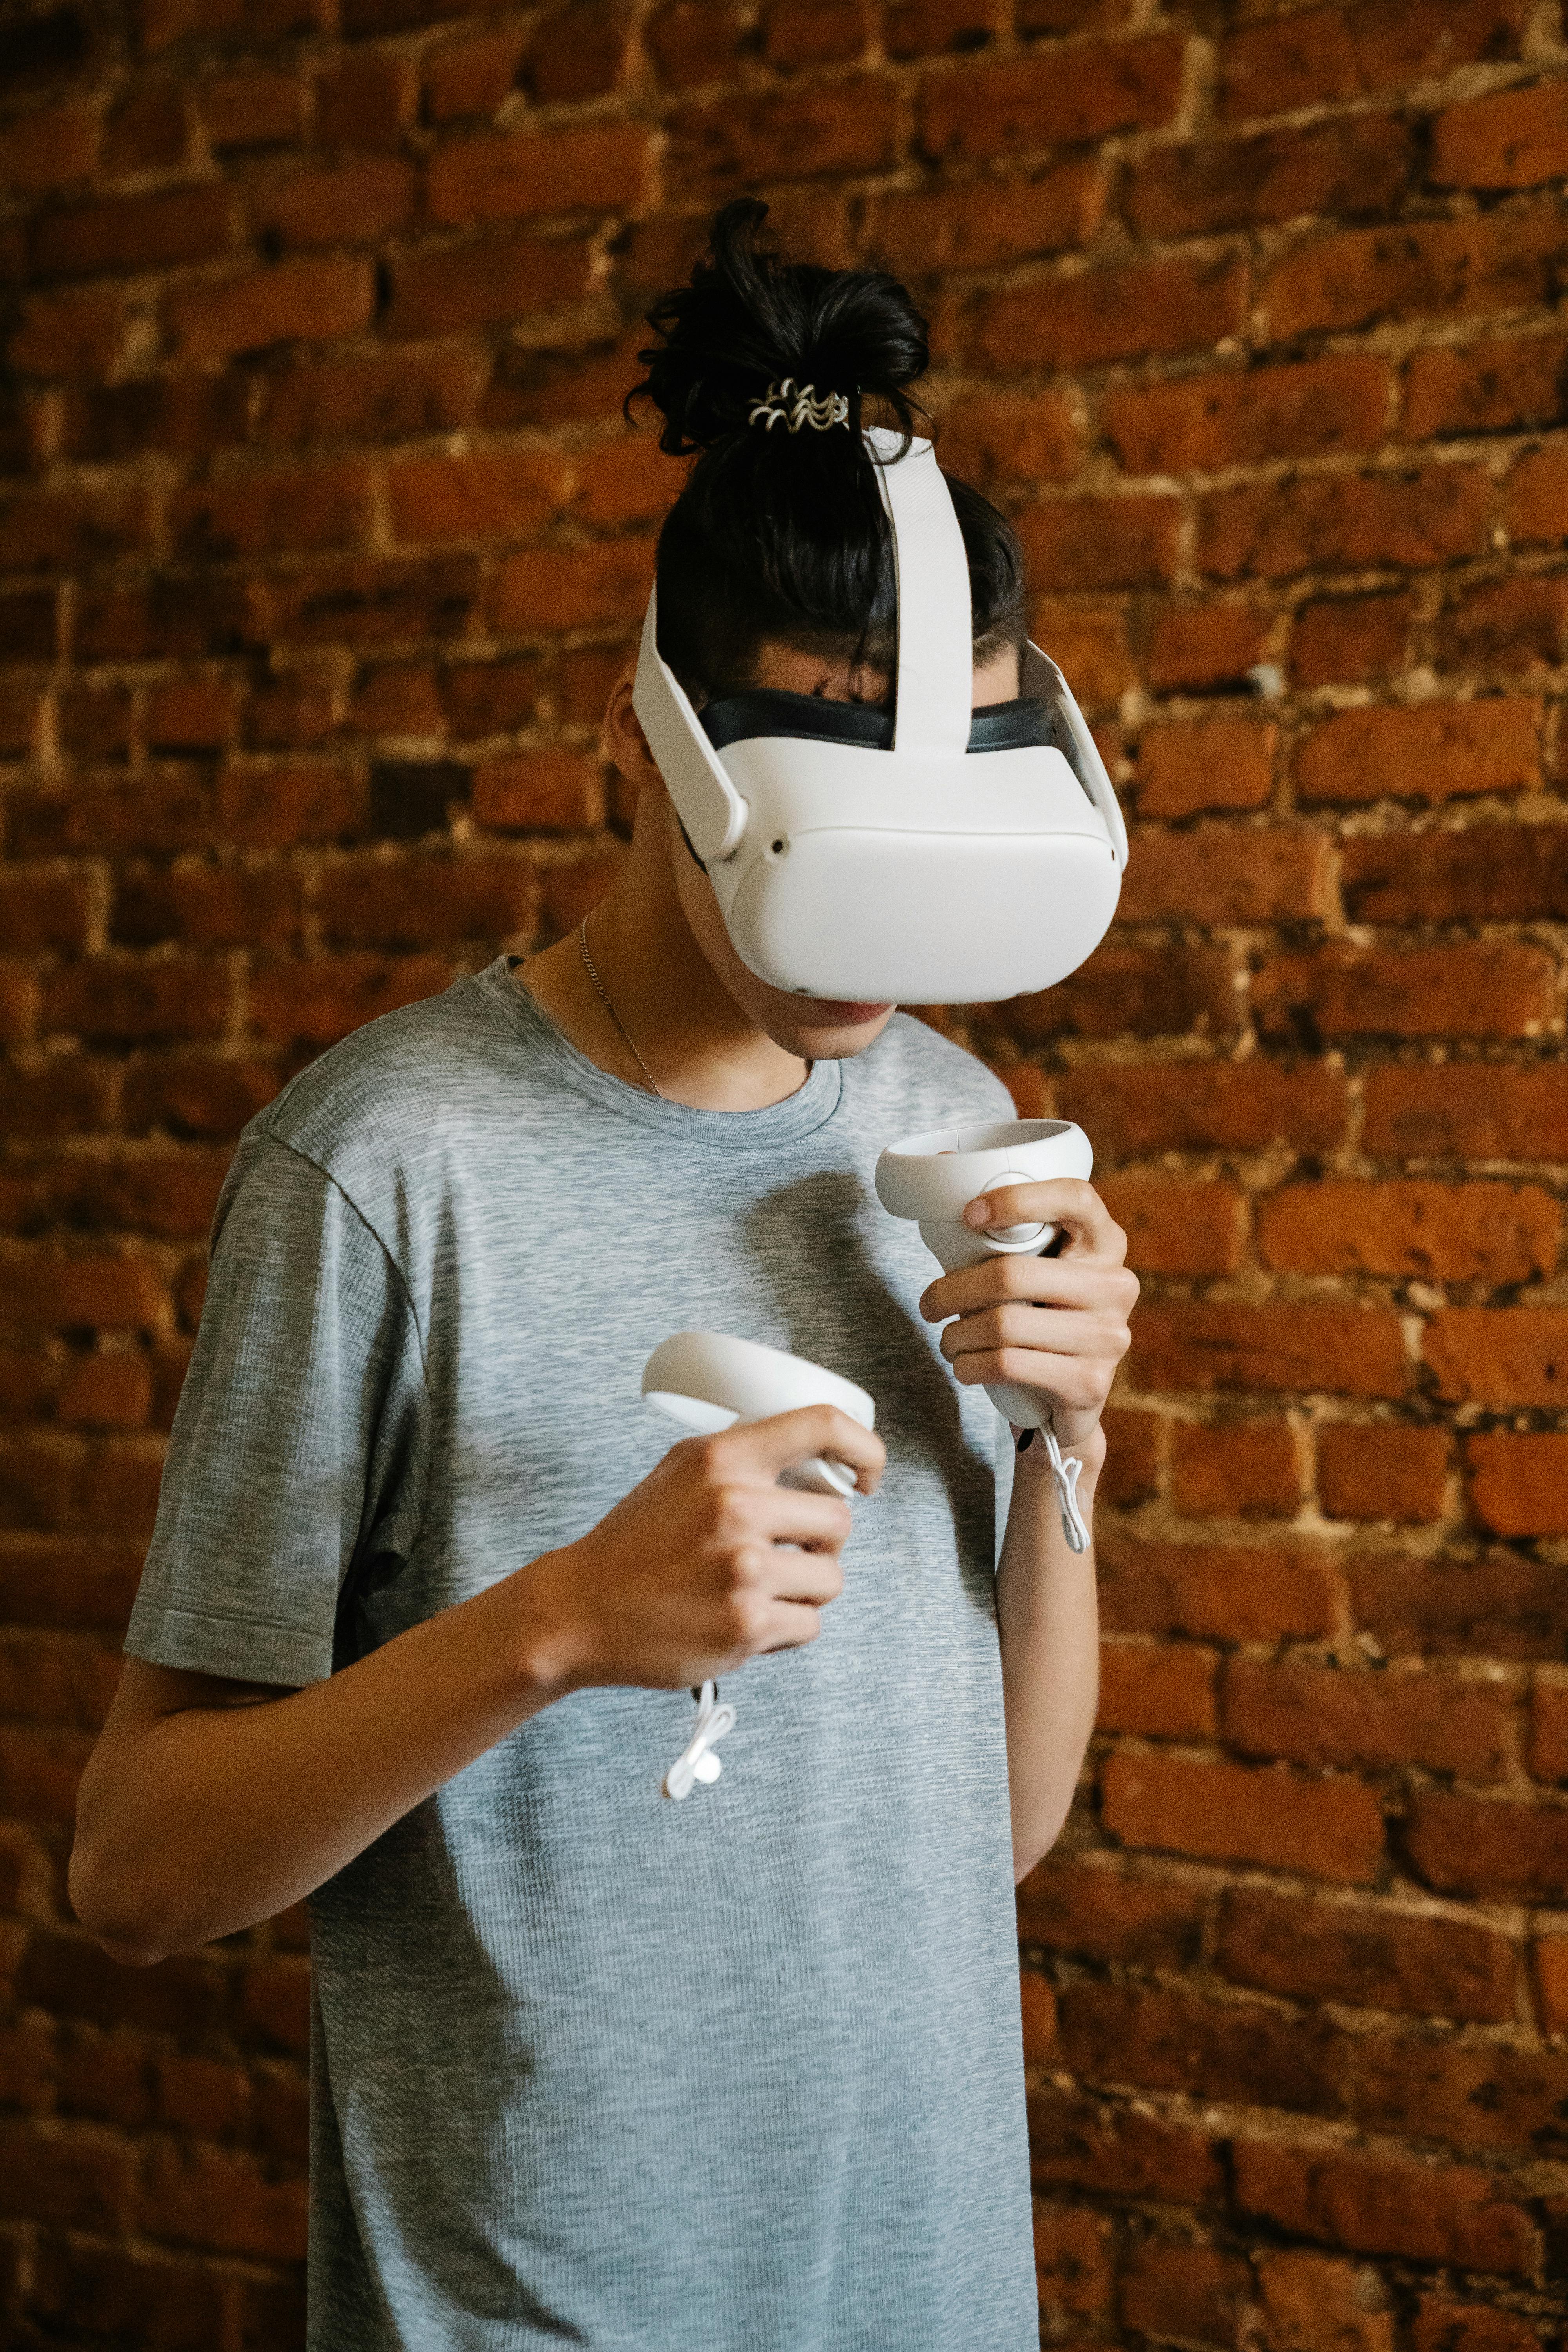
627;198;929;457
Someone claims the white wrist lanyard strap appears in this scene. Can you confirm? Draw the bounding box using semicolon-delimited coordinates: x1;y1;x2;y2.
662;1680;736;1801
1036;1423;1091;1554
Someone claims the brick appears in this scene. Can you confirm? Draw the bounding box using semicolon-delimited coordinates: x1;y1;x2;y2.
1291;593;1412;689
1027;2085;1223;2204
1220;0;1526;121
114;868;301;951
0;102;97;191
145;678;239;751
0;1063;115;1141
1361;822;1568;924
1425;1308;1568;1407
1107;357;1390;477
1096;1406;1159;1505
0;486;149;573
17;775;217;858
1128;1303;1410;1400
199;68;303;149
1130;113;1411;240
1102;1752;1385;1882
1355;2029;1568;2159
524;0;630;99
1224;1658;1510;1780
1100;1536;1334;1643
666;79;896;197
1132;720;1276;818
490;539;655;633
1259;1180;1559;1282
41;961;231;1044
315;52;414;149
0;872;91;953
60;681;135;759
1098;1641;1217;1739
0;2120;134;2233
171;464;370;560
1031;2200;1112;2320
1147;603;1271;693
30;2240;233;2348
1;1254;165;1333
1019;1969;1056;2062
1298;702;1540;809
1355;1552;1568;1664
56;1353;153;1432
1119;827;1330;927
1199;469;1492;583
1217;1889;1517;2024
1263;212;1562;340
352;662;444;735
929;392;1079;494
1014;497;1181;592
318;858;533;948
1537;1940;1568;2034
1414;2302;1543;2352
385;234;595;339
387;450;566;547
1030;597;1134;706
764;0;864;68
249;555;482;651
1363;1063;1568;1163
368;759;470;837
1059;1980;1342;2115
472;751;602;833
1257;2251;1393;2352
31;183;233;278
1529;1681;1568;1784
918;36;1183;162
242;1956;311;2052
259;352;485;447
1434;80;1568;191
1096;1179;1242;1276
1253;946;1555;1043
1469;1434;1568;1538
1011;943;1236;1042
248;671;338;748
644;1;746;89
1408;1791;1568;1903
9;287;126;379
1120;2243;1252;2350
122;1059;282;1141
1234;2137;1535;2274
167;256;372;361
425;28;527;119
885;0;1000;59
1504;448;1568;548
1170;1421;1299;1519
428;122;648;224
1406;333;1568;440
0;1539;143;1628
1437;577;1568;676
1016;1860;1203;1967
61;374;249;463
873;163;1103;279
973;255;1245;374
249;953;450;1046
249;157;416;250
103;82;190;174
1319;1424;1448;1524
140;2142;307;2261
1060;1061;1347;1160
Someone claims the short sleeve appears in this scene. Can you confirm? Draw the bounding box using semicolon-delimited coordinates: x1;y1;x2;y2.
124;1134;430;1688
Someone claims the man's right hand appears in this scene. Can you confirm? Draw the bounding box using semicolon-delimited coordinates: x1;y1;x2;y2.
520;1407;886;1696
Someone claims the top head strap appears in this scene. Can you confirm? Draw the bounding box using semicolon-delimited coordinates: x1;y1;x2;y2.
864;426;973;755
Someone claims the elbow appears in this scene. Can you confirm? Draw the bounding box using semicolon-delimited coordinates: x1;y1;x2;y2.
67;1836;178;1969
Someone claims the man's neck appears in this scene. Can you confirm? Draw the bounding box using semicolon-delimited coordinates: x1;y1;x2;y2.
518;872;811;1114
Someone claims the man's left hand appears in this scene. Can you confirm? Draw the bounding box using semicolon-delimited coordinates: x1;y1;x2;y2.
917;1180;1138;1452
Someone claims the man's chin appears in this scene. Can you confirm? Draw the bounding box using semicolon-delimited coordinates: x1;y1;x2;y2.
770;1001;899;1057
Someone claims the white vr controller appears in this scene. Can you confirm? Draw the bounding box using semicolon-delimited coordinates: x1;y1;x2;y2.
641;1332;876;1799
875;1118;1094;1550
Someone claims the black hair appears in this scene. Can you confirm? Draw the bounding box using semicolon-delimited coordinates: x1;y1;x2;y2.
623;198;1029;706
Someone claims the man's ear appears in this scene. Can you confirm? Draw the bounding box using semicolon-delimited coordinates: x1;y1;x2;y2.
601;662;664;794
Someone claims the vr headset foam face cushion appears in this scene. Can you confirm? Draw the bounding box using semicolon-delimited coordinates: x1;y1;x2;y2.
699;687;1060;756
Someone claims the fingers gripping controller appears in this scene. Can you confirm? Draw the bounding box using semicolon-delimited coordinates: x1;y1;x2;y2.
874;1119;1094;1552
641;1333;876;1800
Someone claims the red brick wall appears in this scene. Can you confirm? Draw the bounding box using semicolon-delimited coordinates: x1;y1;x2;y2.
3;0;1566;2343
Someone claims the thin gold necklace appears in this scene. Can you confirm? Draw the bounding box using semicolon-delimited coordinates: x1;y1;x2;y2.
579;915;664;1100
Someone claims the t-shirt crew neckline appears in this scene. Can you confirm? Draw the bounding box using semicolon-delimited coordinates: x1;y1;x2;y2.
476;954;844;1151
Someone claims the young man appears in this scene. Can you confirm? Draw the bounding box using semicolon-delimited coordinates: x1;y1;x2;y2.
72;200;1135;2352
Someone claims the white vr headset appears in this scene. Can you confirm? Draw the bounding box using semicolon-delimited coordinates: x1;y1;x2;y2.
631;424;1128;1005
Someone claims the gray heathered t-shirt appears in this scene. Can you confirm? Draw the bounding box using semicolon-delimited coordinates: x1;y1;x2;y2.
126;958;1038;2352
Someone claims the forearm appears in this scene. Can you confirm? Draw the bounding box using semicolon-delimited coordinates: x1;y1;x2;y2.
71;1563;571;1965
995;1432;1103;1883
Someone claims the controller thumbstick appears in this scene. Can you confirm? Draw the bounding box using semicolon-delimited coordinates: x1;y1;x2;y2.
982;1172;1047;1248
